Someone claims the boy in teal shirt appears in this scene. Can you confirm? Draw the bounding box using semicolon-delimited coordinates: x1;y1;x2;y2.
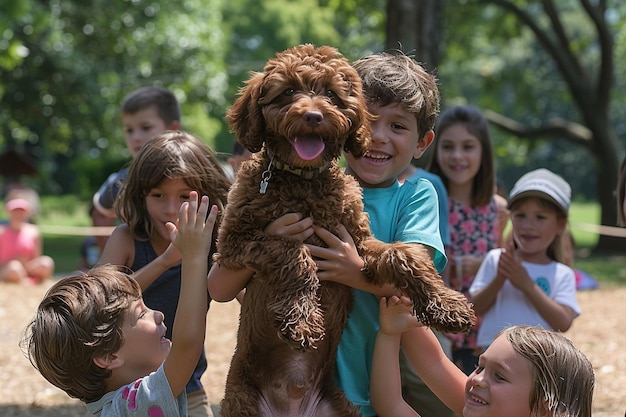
304;53;459;417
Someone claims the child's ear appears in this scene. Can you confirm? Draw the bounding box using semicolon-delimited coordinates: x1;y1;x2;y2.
168;120;181;131
413;130;435;159
94;352;124;370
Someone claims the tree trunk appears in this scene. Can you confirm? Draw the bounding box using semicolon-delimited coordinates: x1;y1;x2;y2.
588;126;623;254
385;0;442;72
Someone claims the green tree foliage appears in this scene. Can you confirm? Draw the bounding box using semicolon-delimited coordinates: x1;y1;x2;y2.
0;0;386;196
220;0;384;107
6;0;622;252
1;0;227;195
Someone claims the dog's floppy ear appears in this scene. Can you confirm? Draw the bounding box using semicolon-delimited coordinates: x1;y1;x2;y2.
226;72;266;153
342;68;373;158
345;119;372;158
343;99;373;158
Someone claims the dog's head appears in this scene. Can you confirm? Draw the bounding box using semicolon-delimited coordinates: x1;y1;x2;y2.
226;44;372;169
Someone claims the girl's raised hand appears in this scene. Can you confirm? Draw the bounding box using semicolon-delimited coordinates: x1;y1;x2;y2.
166;191;218;260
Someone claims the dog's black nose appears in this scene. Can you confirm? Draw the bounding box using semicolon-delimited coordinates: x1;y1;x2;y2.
303;111;323;126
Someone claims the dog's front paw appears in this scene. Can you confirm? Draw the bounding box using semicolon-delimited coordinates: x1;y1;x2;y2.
364;241;476;333
409;279;476;333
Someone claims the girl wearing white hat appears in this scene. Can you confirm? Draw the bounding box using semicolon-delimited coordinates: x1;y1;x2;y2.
469;169;581;349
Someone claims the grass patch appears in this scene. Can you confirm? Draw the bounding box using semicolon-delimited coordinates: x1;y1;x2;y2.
6;195;93;274
574;255;626;285
44;235;86;273
567;202;625;285
568;202;600;248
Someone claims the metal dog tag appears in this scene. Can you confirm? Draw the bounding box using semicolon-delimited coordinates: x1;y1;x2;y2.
259;169;272;194
259;178;268;194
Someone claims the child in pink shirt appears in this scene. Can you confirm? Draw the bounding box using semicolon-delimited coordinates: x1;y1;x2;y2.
0;198;54;284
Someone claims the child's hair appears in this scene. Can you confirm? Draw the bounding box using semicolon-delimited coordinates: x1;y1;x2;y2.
501;325;594;417
351;52;440;139
116;131;231;251
617;156;626;226
428;105;495;207
22;265;142;403
122;86;181;126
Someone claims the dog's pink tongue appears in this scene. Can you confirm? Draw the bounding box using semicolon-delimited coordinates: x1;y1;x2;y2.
294;135;325;161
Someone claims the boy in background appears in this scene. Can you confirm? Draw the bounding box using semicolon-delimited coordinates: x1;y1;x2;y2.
92;86;181;252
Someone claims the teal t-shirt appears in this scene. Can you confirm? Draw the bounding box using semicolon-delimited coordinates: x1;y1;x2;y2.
406;168;451;246
335;179;446;417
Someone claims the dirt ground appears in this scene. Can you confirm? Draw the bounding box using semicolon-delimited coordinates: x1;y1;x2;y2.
1;279;624;416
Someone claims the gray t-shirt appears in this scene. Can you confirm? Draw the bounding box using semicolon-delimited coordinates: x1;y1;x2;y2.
92;167;128;217
86;364;187;416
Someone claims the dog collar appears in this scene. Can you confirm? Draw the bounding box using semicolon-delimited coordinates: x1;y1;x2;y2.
258;150;331;194
272;158;331;180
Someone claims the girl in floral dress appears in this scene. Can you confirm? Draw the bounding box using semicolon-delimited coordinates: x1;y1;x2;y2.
428;105;503;374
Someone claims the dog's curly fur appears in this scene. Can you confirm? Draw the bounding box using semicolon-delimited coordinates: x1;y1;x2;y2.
214;44;476;417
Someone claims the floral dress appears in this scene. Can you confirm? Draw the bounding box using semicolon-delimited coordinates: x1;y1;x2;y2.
448;197;500;358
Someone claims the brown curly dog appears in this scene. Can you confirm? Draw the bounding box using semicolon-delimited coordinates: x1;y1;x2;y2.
214;44;475;417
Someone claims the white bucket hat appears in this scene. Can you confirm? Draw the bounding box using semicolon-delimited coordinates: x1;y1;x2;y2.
508;168;571;215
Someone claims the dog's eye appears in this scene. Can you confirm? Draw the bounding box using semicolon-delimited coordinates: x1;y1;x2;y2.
283;88;295;96
326;90;341;105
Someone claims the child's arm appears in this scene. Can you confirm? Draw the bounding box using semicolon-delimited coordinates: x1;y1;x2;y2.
98;224;134;269
207;213;315;302
131;244;182;290
163;191;217;396
212;212;397;297
470;247;508;315
92;171;121;219
307;225;402;297
98;224;181;291
371;296;421;417
207;263;254;302
400;326;466;417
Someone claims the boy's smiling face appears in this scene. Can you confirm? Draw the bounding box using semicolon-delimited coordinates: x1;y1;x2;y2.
344;102;433;188
112;298;171;377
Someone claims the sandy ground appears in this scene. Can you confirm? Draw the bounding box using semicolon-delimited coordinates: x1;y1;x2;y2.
1;279;625;416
